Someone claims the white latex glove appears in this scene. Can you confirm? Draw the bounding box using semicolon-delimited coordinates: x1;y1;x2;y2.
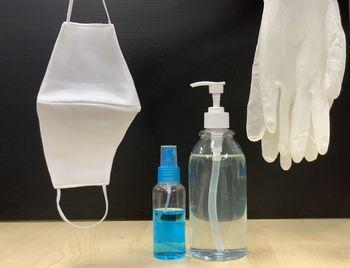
247;0;346;170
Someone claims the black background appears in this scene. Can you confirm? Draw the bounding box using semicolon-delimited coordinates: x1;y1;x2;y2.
0;0;349;220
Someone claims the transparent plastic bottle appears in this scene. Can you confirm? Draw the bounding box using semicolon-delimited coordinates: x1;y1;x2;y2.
153;146;186;260
189;128;247;261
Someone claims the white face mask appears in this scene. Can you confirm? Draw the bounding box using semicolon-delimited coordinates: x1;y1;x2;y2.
37;0;141;228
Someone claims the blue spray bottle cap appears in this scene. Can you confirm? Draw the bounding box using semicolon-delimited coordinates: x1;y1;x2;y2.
157;145;180;184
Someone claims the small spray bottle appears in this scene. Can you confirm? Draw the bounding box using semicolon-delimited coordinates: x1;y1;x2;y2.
153;145;186;260
189;82;247;261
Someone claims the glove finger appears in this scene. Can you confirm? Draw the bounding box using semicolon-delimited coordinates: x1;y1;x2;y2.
324;0;346;100
304;125;318;162
290;86;312;163
277;83;292;158
278;85;293;170
261;79;280;134
280;154;292;171
261;82;291;169
247;43;265;141
261;81;282;164
262;131;279;163
312;89;331;155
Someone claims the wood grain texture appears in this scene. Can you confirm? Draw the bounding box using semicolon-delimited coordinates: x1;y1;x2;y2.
0;219;349;267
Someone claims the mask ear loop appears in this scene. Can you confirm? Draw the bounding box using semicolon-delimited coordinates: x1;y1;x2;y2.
56;185;109;229
66;0;112;24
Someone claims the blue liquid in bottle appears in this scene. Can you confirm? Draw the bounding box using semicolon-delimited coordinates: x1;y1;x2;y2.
153;208;186;260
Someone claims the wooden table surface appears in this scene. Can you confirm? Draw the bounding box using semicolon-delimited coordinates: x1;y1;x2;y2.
0;219;349;268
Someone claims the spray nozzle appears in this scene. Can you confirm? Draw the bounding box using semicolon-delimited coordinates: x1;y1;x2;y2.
158;145;180;184
190;81;229;129
160;145;177;167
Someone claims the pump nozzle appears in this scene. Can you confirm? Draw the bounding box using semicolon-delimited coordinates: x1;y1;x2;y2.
190;81;225;92
190;81;229;129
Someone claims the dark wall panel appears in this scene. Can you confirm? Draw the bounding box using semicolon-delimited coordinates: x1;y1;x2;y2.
0;0;349;220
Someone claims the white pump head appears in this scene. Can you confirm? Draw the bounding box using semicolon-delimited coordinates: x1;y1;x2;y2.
190;81;229;129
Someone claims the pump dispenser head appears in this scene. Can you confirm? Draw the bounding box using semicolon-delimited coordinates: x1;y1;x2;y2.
157;145;180;184
190;81;229;129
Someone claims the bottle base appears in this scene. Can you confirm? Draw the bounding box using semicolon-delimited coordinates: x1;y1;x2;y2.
191;247;247;261
154;252;186;260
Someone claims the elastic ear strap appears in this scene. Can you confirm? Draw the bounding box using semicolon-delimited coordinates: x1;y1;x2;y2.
56;185;109;229
66;0;112;24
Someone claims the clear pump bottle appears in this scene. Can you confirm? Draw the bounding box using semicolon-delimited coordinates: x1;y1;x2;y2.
153;145;186;260
189;82;247;261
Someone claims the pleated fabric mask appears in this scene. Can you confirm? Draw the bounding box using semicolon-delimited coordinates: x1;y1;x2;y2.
37;0;141;228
